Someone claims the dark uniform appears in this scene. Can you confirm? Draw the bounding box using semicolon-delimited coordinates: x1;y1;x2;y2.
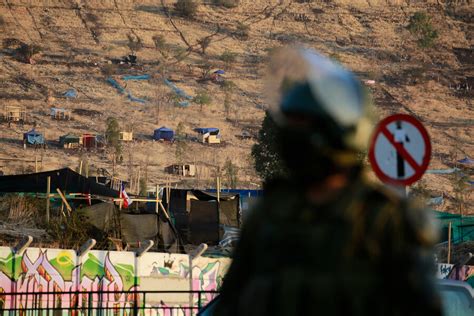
215;177;441;315
214;48;442;316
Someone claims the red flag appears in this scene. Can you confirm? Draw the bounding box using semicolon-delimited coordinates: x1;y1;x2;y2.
120;184;132;208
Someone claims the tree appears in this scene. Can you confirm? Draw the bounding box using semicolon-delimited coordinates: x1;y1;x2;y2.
197;37;211;55
224;158;238;189
222;80;236;118
174;0;199;18
251;111;288;182
126;33;143;55
407;12;438;48
194;89;212;111
105;117;122;160
175;122;187;163
17;43;41;63
219;50;237;68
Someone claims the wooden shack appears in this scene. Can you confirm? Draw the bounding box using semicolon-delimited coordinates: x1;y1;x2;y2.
59;133;81;149
50;108;72;120
4;106;27;122
119;131;133;141
165;164;196;177
194;128;221;144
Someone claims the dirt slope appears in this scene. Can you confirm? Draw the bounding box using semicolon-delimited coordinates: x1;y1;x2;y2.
0;0;472;211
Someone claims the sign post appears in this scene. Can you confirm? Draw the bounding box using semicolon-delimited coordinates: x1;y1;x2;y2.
369;114;431;193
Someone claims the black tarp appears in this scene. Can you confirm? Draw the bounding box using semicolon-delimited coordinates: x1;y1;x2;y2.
189;200;219;245
0;168;119;197
162;189;189;243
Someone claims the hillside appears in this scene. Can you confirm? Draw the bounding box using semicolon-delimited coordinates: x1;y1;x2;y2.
0;0;472;212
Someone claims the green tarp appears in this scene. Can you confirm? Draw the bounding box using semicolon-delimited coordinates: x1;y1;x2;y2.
434;210;474;244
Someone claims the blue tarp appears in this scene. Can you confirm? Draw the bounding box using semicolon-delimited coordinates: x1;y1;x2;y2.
213;70;225;75
428;196;444;206
23;129;44;145
154;127;174;141
458;157;474;164
177;101;190;107
164;79;193;100
194;128;220;135
107;77;147;104
426;168;460;175
127;93;146;103
63;89;77;98
122;74;150;81
106;77;126;94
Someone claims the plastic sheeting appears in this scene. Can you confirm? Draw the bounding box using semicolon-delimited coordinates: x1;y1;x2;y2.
0;168;119;197
122;74;150;81
154;127;174;141
23;129;44;145
428;196;444;206
426;168;460;174
458;157;474;164
106;77;147;103
120;213;159;243
189;200;219;245
63;89;77;98
164;79;193;100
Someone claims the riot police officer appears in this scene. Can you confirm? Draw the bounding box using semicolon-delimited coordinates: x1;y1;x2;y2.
214;48;442;316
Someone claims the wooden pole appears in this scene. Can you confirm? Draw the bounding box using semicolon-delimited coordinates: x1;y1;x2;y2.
46;177;50;224
79;160;83;175
35;153;38;173
155;185;159;214
447;221;452;264
217;176;220;202
56;188;72;214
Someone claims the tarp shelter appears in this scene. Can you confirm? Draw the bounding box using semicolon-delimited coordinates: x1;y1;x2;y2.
82;134;97;148
194;128;220;144
458;157;474;165
165;164;196;177
434;210;474;244
23;129;44;145
63;89;77;98
59;133;81;148
0;168;119;197
50;108;71;120
119;131;133;141
154;127;174;141
162;189;240;245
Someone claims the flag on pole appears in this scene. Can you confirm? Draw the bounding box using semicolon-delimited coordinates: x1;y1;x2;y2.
120;184;132;208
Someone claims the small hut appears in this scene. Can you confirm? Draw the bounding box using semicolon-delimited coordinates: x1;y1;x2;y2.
119;131;133;142
59;133;81;149
50;108;72;120
82;134;97;149
23;129;44;145
154;127;174;141
165;164;196;177
4;106;27;122
194;128;221;144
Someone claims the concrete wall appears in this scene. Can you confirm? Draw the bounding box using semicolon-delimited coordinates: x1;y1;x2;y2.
0;246;230;314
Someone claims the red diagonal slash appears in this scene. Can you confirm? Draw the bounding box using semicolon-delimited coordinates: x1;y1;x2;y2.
380;127;421;173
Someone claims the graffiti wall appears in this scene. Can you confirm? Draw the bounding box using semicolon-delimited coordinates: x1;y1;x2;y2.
0;246;230;315
437;263;474;288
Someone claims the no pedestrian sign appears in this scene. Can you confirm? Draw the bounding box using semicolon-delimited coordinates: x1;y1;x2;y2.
369;114;431;186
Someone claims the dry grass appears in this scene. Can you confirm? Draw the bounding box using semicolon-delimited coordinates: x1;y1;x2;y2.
0;1;471;210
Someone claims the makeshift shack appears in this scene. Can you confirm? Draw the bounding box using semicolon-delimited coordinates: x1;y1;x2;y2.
82;134;97;149
194;128;221;144
162;189;240;245
154;127;174;141
50;108;71;120
4;106;27;122
23;129;44;145
165;164;196;177
59;133;81;149
119;131;133;142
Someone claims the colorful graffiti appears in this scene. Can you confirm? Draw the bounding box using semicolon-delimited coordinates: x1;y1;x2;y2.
0;247;230;315
437;263;474;288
